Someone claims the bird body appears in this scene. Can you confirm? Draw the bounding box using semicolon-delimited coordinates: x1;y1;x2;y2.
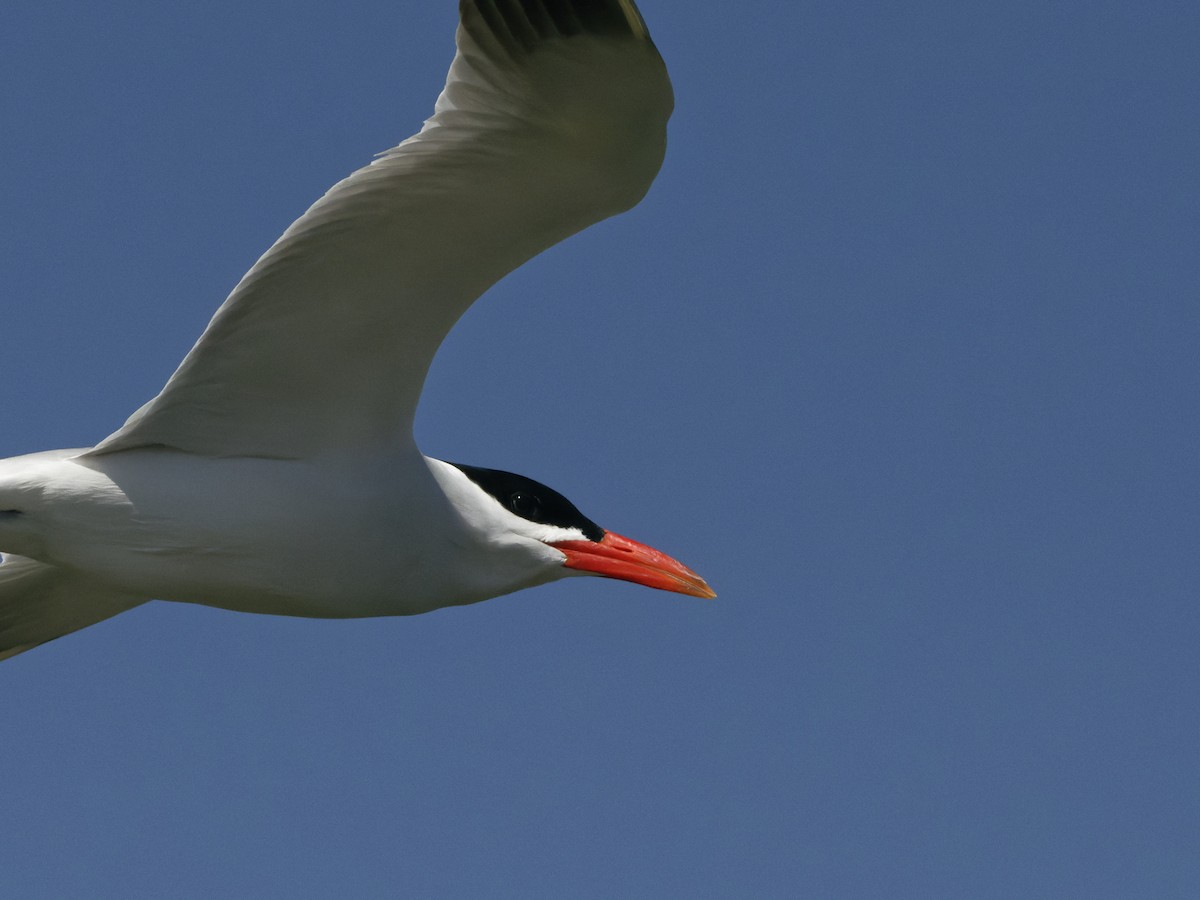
0;0;713;661
0;449;566;619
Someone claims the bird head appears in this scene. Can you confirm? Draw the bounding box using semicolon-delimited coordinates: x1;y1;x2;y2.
433;460;715;601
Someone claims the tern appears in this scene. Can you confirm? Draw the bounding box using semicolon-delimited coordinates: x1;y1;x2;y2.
0;0;714;661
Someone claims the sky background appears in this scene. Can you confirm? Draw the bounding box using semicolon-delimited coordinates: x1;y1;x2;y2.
2;1;1198;896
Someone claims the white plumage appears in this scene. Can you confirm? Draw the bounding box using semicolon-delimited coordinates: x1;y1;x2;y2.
0;0;713;662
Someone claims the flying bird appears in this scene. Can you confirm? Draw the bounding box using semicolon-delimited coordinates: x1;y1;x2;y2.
0;0;713;661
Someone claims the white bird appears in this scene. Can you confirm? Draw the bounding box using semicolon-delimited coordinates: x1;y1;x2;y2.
0;0;713;661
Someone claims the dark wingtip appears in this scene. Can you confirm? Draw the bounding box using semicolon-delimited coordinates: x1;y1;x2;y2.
460;0;652;60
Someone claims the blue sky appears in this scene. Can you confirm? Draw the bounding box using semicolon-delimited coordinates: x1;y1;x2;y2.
2;1;1198;896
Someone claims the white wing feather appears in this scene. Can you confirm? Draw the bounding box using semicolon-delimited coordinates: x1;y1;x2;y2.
0;554;147;660
90;0;672;460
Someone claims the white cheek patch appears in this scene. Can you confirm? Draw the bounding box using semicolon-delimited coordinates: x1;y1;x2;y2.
485;502;591;545
526;523;591;545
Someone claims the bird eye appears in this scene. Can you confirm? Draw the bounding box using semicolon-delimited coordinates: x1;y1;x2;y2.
509;492;541;519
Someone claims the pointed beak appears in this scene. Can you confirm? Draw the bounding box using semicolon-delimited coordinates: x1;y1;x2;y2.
550;531;717;599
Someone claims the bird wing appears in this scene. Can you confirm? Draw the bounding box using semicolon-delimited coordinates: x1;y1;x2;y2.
89;0;672;460
0;554;148;660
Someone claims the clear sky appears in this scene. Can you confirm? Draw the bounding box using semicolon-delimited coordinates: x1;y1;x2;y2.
2;1;1198;897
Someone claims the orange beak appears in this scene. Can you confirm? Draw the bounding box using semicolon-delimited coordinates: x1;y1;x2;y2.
550;532;716;599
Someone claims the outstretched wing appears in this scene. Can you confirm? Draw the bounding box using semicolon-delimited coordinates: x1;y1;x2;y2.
90;0;672;460
0;554;147;661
